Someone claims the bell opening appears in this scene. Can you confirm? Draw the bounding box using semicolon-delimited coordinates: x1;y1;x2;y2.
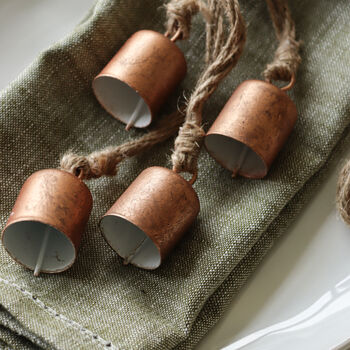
204;134;267;178
93;76;152;128
100;215;161;270
2;221;75;274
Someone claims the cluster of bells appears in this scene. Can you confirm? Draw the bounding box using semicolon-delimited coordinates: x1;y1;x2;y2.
1;30;297;275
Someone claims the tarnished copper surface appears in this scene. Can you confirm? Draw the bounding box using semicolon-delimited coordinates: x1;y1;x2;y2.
1;169;93;271
93;30;187;125
101;166;199;266
205;80;297;178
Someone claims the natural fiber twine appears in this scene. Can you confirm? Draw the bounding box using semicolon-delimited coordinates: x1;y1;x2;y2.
172;0;301;177
165;0;209;41
337;161;350;225
264;0;301;83
61;0;301;181
60;110;184;179
61;0;246;180
171;0;246;177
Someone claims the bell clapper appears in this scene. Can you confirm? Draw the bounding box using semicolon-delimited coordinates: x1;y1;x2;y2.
125;98;144;131
34;227;50;277
123;236;148;265
232;144;249;178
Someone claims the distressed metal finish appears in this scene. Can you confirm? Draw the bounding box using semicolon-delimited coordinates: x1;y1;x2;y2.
93;30;187;125
101;166;199;265
205;80;297;178
1;169;93;270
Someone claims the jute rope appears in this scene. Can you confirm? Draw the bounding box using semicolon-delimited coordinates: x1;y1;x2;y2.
60;1;213;180
165;0;209;41
60;110;184;180
263;0;301;85
61;1;301;181
337;162;350;225
171;0;246;177
61;0;246;180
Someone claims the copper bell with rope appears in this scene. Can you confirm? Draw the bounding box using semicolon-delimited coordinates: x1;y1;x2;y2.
93;30;186;130
204;79;297;178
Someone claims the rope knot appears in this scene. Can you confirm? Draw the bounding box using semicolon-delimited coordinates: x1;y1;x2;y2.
60;150;122;180
60;153;91;178
165;0;202;40
263;36;301;82
171;120;205;174
263;0;301;84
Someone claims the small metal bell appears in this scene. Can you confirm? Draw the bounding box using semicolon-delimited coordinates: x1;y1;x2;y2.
204;80;297;178
93;30;187;130
1;169;92;275
100;166;199;270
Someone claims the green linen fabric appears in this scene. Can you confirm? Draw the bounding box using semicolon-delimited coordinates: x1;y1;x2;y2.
1;0;350;349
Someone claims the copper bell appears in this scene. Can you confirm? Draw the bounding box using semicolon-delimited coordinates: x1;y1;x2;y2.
100;167;199;269
204;80;297;178
1;169;92;275
93;30;187;129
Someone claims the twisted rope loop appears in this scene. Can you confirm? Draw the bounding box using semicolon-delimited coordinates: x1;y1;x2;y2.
263;0;301;85
337;161;350;225
171;0;246;177
165;0;207;41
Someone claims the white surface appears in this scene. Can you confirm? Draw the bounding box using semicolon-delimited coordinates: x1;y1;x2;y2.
205;135;266;177
93;76;152;128
3;221;75;273
1;1;350;349
100;215;161;270
0;0;96;90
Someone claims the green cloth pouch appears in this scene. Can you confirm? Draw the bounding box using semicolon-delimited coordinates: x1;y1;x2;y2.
1;0;350;349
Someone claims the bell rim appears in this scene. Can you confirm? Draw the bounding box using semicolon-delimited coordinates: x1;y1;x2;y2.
204;132;269;179
99;212;162;270
92;73;154;127
1;218;78;274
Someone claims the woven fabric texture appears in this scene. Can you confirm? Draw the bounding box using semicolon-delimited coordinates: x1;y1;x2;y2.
1;1;350;349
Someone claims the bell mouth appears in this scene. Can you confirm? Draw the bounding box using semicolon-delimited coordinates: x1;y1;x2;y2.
2;220;76;273
93;75;152;128
100;214;161;270
204;133;268;178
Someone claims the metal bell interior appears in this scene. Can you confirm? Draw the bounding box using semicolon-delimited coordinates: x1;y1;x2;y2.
2;221;76;273
93;76;151;128
205;135;267;178
100;215;161;270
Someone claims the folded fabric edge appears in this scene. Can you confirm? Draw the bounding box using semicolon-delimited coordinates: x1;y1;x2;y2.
172;135;347;347
0;306;49;350
0;279;117;350
2;118;347;350
0;324;38;350
0;336;12;350
174;117;350;350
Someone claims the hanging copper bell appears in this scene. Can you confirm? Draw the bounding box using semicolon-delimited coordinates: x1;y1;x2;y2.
93;30;187;129
100;167;199;269
204;80;297;178
1;169;92;275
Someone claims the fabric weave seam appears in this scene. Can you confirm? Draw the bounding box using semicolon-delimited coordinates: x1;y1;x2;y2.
0;278;118;350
